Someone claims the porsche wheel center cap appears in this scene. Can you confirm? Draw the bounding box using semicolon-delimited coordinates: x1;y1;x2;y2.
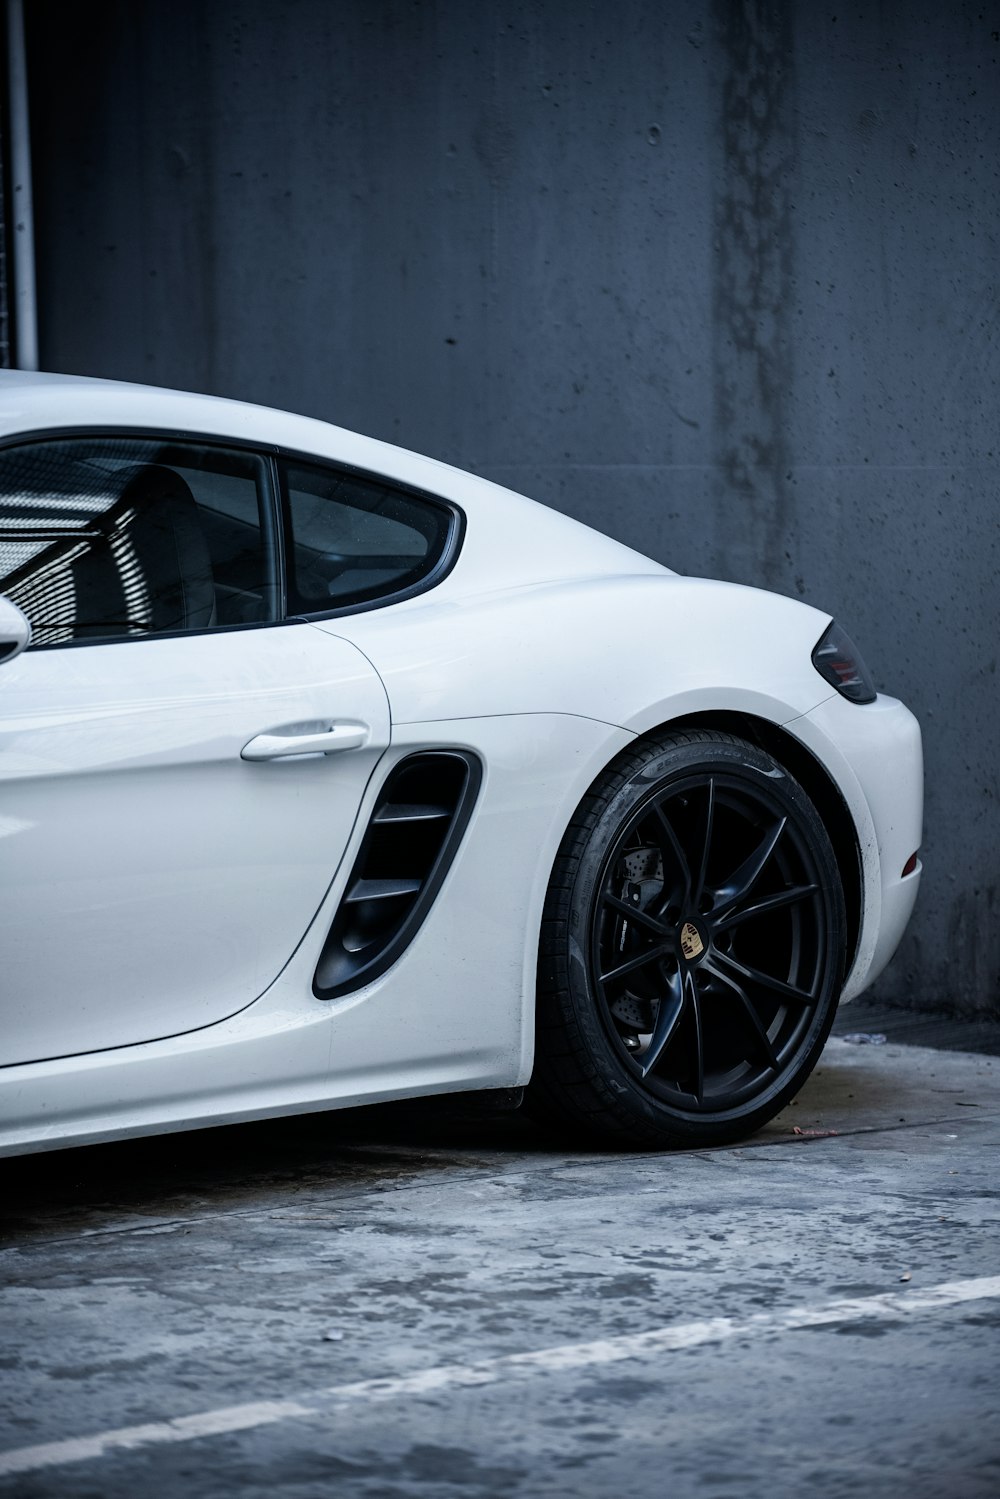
680;920;706;962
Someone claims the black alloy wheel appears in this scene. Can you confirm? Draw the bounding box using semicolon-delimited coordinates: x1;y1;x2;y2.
529;729;847;1148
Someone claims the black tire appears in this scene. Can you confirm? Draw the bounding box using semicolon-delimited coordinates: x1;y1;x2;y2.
529;729;847;1148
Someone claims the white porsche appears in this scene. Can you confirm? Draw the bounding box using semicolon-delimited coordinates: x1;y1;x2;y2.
0;372;922;1155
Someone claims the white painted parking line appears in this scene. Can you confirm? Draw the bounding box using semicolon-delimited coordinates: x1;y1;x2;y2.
2;1274;999;1478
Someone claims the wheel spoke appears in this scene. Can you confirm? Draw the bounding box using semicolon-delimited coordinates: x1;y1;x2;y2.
687;969;704;1105
646;801;692;901
602;892;671;937
638;961;685;1077
693;778;715;908
705;959;779;1070
711;816;787;920
715;883;818;932
600;942;672;986
710;948;817;1006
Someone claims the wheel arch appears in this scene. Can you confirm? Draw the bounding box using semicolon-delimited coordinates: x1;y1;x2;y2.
627;709;863;979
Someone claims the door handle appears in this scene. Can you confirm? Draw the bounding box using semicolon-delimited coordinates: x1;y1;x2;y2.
241;722;370;761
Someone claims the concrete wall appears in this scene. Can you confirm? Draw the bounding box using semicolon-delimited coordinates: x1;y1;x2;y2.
25;1;1000;1013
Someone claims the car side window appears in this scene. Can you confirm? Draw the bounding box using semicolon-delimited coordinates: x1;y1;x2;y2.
280;458;455;615
0;438;277;646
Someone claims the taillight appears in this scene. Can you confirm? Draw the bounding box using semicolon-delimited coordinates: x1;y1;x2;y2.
811;621;877;704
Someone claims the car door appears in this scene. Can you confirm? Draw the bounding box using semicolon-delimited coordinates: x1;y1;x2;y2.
0;434;390;1066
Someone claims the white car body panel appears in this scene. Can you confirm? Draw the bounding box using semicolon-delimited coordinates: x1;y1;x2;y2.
0;372;924;1155
315;575;837;728
0;714;633;1155
0;624;390;1063
790;690;923;1001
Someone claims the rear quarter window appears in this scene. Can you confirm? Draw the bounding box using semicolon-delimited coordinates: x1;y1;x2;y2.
280;459;458;615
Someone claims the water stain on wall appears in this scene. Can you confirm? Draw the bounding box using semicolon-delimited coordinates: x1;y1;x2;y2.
711;0;797;592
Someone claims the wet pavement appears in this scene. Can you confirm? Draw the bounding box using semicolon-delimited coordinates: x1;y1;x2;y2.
1;1034;999;1497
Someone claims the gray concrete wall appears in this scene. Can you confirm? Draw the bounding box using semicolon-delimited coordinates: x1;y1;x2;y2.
24;0;1000;1013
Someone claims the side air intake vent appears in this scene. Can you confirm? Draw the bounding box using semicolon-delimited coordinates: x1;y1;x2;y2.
313;750;482;1000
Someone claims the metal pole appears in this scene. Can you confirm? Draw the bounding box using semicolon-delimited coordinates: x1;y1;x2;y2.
6;0;38;370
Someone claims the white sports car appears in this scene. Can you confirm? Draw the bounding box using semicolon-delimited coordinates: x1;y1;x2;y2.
0;372;922;1155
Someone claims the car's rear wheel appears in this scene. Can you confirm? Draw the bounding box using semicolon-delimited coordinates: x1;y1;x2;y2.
529;729;846;1148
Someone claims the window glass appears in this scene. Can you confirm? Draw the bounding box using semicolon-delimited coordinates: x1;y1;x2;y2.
0;438;276;646
282;459;454;614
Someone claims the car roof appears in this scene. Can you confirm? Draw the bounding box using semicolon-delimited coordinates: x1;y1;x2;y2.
0;371;671;596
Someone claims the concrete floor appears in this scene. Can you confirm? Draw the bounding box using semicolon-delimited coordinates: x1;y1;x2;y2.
1;1036;999;1498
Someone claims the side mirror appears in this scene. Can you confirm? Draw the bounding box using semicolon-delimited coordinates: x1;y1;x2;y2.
0;594;31;664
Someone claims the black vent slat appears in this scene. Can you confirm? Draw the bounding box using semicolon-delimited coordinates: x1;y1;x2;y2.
313;750;483;1000
373;803;450;825
345;877;422;903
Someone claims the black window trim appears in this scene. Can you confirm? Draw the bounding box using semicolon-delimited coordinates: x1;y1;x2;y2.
0;425;467;650
265;452;288;621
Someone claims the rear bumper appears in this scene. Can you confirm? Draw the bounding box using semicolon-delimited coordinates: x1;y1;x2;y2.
789;692;923;1002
